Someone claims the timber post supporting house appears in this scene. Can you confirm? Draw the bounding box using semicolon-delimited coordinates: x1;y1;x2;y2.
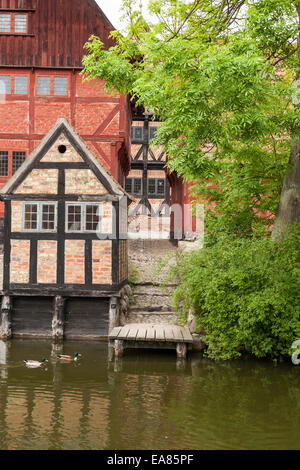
0;118;134;340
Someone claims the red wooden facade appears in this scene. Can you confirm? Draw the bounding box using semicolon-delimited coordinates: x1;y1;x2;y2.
0;0;131;217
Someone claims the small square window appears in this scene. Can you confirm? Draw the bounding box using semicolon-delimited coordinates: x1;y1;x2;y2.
85;205;100;231
0;151;8;176
15;76;28;94
67;205;82;232
12;152;26;174
42;204;56;230
125;178;132;193
157;179;165;195
131;126;143;142
54;77;68;95
148;179;156;195
0;76;11;94
0;14;11;33
133;178;142;194
37;76;50;95
23;202;56;232
14;14;27;33
149;127;158;140
24;204;38;230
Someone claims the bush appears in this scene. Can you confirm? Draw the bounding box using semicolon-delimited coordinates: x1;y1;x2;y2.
171;224;300;360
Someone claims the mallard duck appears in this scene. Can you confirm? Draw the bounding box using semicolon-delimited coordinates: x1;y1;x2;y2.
24;358;48;368
57;352;81;362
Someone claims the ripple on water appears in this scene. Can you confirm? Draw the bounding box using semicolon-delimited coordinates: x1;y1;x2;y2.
0;341;300;449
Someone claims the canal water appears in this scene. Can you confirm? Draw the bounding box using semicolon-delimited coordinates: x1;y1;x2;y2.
0;338;299;450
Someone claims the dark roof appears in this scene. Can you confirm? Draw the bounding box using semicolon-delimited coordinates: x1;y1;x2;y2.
0;0;115;69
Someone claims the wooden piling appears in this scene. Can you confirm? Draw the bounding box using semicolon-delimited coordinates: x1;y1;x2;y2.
114;339;124;358
108;297;119;335
52;296;65;342
176;342;187;359
0;296;12;339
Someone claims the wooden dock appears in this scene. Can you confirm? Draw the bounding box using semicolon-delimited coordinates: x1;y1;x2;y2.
109;323;194;359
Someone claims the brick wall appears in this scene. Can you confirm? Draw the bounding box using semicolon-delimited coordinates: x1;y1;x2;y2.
102;202;113;234
65;240;85;284
118;240;128;283
92;240;112;284
14;169;58;194
11;201;23;232
65;169;107;195
37;241;57;284
10;240;30;283
41;134;83;163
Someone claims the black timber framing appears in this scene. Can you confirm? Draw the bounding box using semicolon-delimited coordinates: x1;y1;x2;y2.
5;123;115;195
3;200;11;292
3;198;122;293
130;116;170;215
1;130;127;296
112;200;119;285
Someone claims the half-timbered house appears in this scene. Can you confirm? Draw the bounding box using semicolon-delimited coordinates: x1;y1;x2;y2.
0;118;132;340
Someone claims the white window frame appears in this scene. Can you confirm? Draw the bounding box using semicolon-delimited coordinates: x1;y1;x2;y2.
65;203;103;233
22;202;57;232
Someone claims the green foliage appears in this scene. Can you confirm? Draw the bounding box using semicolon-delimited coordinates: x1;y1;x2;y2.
169;223;300;360
82;0;300;238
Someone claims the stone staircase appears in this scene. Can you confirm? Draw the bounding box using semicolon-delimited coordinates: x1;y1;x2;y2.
123;239;180;326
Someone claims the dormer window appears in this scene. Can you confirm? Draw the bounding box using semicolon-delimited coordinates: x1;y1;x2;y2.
0;13;27;34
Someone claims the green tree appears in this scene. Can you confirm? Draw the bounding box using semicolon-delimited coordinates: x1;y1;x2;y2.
82;0;300;237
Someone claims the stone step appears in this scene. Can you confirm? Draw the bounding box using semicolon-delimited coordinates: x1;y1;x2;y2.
124;311;178;326
132;284;176;294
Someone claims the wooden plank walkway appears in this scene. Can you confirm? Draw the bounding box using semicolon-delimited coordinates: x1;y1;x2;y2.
109;323;193;359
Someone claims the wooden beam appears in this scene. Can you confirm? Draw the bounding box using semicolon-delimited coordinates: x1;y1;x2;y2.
0;296;12;339
52;296;65;342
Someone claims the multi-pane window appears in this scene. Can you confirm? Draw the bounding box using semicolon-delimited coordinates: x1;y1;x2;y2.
0;152;8;176
12;152;26;174
14;14;27;33
157;179;165;195
37;76;51;95
149;127;158;140
0;14;11;32
41;204;56;230
24;204;38;230
0;76;11;94
66;203;102;232
125;178;142;195
54;77;68;95
67;204;82;232
0;13;27;33
148;178;165;196
23;202;57;232
86;205;101;231
15;76;28;94
131;126;144;142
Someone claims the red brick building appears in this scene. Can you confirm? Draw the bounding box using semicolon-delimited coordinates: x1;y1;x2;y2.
0;0;131;220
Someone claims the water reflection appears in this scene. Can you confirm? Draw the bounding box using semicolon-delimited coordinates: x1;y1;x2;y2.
0;339;299;450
